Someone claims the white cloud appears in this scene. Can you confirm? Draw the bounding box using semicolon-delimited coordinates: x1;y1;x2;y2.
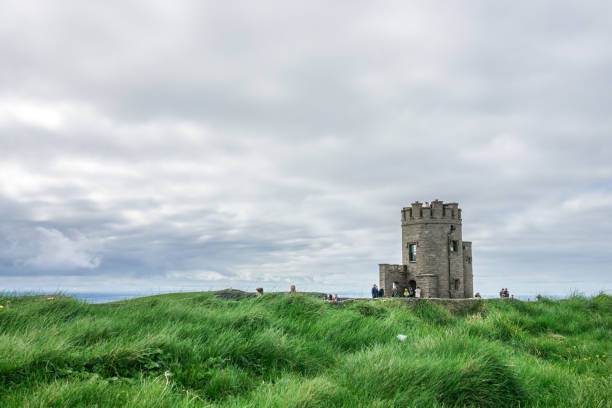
0;99;65;130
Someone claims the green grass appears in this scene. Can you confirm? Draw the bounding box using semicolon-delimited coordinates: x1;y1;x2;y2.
0;292;610;407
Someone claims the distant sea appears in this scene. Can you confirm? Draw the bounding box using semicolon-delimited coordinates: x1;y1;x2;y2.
71;293;150;303
2;291;569;303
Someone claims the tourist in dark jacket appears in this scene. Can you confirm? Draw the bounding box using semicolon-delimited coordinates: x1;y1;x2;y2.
371;284;378;298
378;288;384;298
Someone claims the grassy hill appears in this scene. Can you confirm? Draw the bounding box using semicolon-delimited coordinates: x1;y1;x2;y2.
0;291;610;407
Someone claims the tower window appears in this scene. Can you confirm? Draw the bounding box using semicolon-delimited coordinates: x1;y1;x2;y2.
454;279;460;290
409;243;416;262
450;240;458;252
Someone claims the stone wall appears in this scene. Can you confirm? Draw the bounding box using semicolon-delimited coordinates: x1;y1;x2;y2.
463;241;473;298
415;273;438;298
378;264;405;297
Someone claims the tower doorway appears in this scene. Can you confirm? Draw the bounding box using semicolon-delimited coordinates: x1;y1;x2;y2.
408;280;416;291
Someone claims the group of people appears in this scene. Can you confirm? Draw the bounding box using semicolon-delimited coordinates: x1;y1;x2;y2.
254;286;340;302
398;286;421;298
371;284;385;298
372;284;422;298
257;285;297;296
255;285;544;303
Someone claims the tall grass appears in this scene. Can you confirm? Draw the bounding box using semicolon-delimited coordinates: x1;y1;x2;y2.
0;292;610;407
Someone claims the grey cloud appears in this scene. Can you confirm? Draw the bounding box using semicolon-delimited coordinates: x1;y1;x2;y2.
0;1;611;296
0;226;101;271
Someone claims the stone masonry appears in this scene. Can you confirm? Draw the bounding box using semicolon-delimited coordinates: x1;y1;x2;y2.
379;200;474;298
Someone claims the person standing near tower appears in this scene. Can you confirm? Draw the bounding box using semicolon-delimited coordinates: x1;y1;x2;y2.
372;284;378;298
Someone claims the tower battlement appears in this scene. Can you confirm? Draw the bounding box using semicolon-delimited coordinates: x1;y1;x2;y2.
401;199;461;222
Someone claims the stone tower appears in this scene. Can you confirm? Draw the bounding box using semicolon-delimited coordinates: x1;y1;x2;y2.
379;199;474;298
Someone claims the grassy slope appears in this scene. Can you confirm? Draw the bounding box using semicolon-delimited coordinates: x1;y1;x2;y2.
0;292;610;408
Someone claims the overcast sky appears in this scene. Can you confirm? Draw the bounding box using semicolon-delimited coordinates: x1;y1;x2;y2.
1;1;611;297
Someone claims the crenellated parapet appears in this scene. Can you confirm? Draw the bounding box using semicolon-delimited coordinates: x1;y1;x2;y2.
402;199;461;224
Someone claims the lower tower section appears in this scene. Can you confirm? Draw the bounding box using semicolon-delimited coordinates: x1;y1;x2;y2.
417;274;438;298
